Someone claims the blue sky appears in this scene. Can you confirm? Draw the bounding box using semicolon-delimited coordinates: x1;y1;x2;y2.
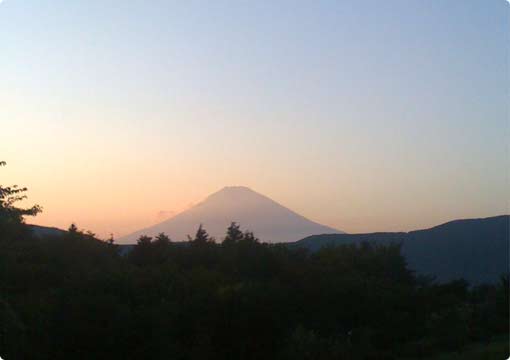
0;0;508;236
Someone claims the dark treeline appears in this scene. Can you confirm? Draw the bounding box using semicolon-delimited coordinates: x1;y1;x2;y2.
0;164;508;359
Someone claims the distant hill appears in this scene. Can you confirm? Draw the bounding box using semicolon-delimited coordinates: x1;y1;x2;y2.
27;224;66;238
118;186;342;244
293;215;509;284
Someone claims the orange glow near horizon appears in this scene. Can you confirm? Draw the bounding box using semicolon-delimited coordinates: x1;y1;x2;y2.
3;153;507;240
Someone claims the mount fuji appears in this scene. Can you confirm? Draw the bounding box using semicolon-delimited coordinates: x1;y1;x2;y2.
117;186;342;244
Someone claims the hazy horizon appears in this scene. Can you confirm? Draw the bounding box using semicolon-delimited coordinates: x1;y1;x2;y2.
1;1;508;238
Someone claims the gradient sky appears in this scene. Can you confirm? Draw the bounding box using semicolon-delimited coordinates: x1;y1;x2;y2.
1;0;508;239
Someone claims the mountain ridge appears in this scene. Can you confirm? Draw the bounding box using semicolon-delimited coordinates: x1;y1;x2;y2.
293;215;509;284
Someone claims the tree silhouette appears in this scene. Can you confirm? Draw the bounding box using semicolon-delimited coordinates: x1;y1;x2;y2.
0;161;41;219
137;235;152;246
191;224;211;245
106;233;115;245
0;161;41;237
242;231;259;244
154;232;171;246
223;222;244;245
68;223;79;234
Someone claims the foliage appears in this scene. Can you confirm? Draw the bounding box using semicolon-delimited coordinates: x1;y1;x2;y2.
1;220;508;359
0;161;41;237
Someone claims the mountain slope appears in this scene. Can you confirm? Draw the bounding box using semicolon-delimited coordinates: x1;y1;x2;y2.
118;186;342;244
28;224;67;238
293;215;509;284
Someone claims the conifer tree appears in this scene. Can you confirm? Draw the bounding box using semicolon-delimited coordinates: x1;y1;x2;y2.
223;222;243;245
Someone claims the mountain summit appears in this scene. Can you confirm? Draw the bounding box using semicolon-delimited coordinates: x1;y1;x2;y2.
118;186;342;244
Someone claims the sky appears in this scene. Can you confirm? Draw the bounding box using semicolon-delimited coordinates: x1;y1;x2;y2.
1;0;508;238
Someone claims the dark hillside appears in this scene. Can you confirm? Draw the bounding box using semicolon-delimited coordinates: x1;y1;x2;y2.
294;216;509;284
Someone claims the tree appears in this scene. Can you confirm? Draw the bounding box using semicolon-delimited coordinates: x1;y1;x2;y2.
0;161;41;236
137;235;153;246
68;223;79;234
190;224;212;245
223;222;244;245
0;162;42;218
154;232;171;246
106;233;115;245
128;235;154;266
242;231;259;244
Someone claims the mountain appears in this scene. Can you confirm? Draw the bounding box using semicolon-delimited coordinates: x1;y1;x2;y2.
117;186;342;244
293;215;509;284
